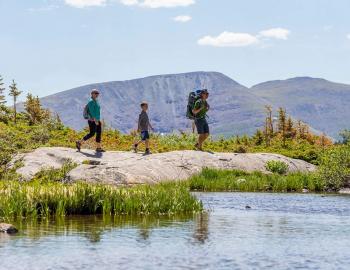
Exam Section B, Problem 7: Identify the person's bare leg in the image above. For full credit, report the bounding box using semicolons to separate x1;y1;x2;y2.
134;139;142;146
198;134;205;149
96;142;101;149
145;139;150;149
192;122;196;134
133;139;142;152
198;133;210;149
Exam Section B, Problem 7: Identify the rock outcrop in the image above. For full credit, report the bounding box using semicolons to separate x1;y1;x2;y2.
0;223;18;234
13;147;316;186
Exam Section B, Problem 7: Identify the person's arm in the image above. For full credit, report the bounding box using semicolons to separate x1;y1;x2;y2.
137;115;141;132
192;101;204;115
146;114;154;131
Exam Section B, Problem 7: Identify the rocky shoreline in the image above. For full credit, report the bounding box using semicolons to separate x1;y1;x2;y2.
14;147;316;186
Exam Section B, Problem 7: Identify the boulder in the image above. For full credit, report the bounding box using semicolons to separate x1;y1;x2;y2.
14;147;316;186
0;223;18;234
339;188;350;195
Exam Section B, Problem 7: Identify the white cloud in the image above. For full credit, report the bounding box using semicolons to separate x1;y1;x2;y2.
120;0;195;8
120;0;138;5
198;27;291;48
173;15;192;22
198;31;259;47
347;34;350;40
64;0;106;8
259;28;290;40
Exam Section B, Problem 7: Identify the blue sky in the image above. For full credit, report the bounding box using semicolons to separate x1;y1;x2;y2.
1;0;350;101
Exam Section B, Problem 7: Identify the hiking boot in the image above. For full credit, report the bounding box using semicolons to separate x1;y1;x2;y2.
194;143;203;151
96;148;106;153
76;141;81;152
144;149;152;155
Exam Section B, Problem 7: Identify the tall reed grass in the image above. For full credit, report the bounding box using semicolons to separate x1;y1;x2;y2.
0;180;202;218
188;168;325;192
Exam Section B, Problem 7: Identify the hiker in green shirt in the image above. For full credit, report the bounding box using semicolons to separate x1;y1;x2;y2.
76;89;105;152
192;89;210;151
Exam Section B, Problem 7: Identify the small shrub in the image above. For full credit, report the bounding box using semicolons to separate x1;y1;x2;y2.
32;160;77;183
234;145;247;153
265;160;289;175
318;144;350;191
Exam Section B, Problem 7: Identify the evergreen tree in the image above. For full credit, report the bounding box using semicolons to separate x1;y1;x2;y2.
9;80;22;123
286;116;295;138
25;93;38;124
339;129;350;144
253;130;264;145
0;75;6;105
277;107;287;146
264;105;274;146
25;93;50;125
318;133;329;149
296;120;311;141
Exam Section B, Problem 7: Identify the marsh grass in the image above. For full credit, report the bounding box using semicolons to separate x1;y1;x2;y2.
0;166;328;219
0;180;202;218
188;168;325;192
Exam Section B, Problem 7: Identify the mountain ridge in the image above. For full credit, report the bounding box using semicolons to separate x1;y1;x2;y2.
250;76;350;138
23;71;350;138
35;71;266;136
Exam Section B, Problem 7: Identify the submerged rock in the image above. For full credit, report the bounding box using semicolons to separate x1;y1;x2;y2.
14;147;317;186
0;223;18;234
339;188;350;195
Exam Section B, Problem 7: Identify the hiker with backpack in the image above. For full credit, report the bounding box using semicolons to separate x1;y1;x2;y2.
189;89;210;151
76;89;105;153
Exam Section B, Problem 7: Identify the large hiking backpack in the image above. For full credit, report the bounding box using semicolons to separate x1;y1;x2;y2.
186;89;202;120
83;104;90;120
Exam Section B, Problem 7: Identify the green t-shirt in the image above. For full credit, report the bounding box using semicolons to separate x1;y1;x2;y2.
87;99;101;121
193;99;209;119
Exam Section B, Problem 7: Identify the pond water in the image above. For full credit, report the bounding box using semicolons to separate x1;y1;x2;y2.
1;193;350;270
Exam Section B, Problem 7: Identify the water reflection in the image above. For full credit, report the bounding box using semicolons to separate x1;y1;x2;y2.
2;213;206;244
2;193;350;270
193;212;209;244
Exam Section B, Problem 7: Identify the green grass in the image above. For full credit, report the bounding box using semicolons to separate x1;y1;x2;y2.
0;180;202;218
0;164;328;220
187;168;325;193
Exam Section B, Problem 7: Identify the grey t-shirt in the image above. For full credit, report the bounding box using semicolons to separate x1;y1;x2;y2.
138;111;150;131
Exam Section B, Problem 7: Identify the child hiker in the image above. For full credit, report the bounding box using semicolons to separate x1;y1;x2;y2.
133;101;154;155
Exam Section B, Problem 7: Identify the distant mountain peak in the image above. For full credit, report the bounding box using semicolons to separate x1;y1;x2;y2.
35;71;264;136
286;76;328;83
251;76;337;89
23;71;349;139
